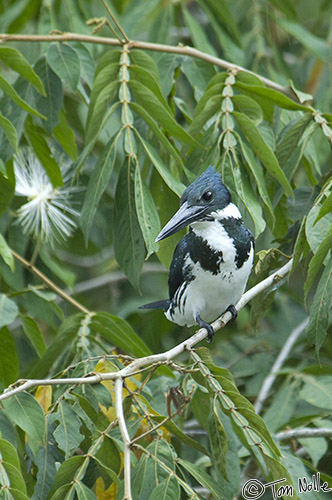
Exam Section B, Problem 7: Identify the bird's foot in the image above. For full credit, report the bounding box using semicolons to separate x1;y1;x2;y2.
195;314;214;343
226;304;237;321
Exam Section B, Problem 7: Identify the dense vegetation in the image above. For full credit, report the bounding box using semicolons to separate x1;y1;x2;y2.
0;0;331;499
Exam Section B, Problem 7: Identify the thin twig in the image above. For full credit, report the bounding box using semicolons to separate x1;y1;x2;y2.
101;0;129;43
115;377;132;500
0;257;294;403
0;33;300;101
10;249;91;314
276;427;332;441
254;316;309;414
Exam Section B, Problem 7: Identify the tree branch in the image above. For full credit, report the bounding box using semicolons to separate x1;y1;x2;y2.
254;316;309;414
115;377;132;500
0;257;293;403
276;427;332;441
0;32;299;101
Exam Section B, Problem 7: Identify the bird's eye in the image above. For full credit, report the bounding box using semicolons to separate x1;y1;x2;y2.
202;190;213;202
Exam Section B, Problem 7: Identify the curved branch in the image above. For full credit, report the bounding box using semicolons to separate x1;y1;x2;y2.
0;257;293;402
0;32;298;101
115;378;132;500
276;427;332;441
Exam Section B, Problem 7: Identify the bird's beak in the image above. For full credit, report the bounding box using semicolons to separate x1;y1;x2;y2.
155;201;206;242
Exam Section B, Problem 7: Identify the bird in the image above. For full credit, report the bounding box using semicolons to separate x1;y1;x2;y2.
140;166;254;342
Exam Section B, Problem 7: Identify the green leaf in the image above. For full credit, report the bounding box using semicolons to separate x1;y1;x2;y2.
299;374;332;410
0;234;14;271
0;46;45;95
113;162;145;290
181;55;216;94
0;73;45;119
31;422;57;500
305;224;332;297
292;216;308;270
298;437;327;468
232;95;263;125
20;315;46;358
208;398;228;479
279;18;331;61
0;439;27;495
130;65;169;112
135;132;185;197
232;165;266;236
306;205;332;254
233;111;293;197
239;139;274;225
90;311;151;358
75;482;98;500
203;0;241;42
46;456;86;500
315;191;332;223
33;56;63;133
178;459;225;499
276;113;313;167
189;94;222;138
80;133;119;243
86;81;120;144
130;50;161;83
235;80;309;111
0;327;18;386
151;416;207;455
263;379;301;432
129;80;199;147
182;6;217;56
130;102;184;170
0;294;18;328
134;165;160;258
306;256;332;359
53;401;84;458
28;313;86;379
147;476;180;500
47;43;80;91
0;159;15;214
53;110;78;161
2;392;45;456
95;435;121;481
71;42;95;88
24;116;63;188
0;111;18;151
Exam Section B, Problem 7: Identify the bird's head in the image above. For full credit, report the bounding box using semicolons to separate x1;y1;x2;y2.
156;166;231;242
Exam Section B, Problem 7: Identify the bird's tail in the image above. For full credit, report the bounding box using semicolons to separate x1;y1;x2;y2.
139;299;170;311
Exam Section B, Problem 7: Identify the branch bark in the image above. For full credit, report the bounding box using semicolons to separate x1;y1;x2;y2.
0;257;293;403
0;32;299;101
276;427;332;440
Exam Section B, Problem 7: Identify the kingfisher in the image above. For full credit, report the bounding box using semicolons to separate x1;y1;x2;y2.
140;166;254;342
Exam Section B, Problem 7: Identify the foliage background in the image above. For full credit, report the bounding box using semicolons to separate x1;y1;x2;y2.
0;0;331;499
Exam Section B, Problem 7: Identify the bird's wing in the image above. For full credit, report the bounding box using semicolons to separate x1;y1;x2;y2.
168;234;191;300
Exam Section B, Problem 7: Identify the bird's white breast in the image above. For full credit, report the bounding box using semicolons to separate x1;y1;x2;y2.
166;212;254;327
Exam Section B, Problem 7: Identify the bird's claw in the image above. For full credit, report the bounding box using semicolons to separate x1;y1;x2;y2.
226;304;237;321
195;314;215;342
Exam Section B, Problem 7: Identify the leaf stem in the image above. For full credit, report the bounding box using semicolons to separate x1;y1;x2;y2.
10;248;91;314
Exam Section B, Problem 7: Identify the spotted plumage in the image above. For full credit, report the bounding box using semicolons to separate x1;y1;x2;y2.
140;166;254;341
